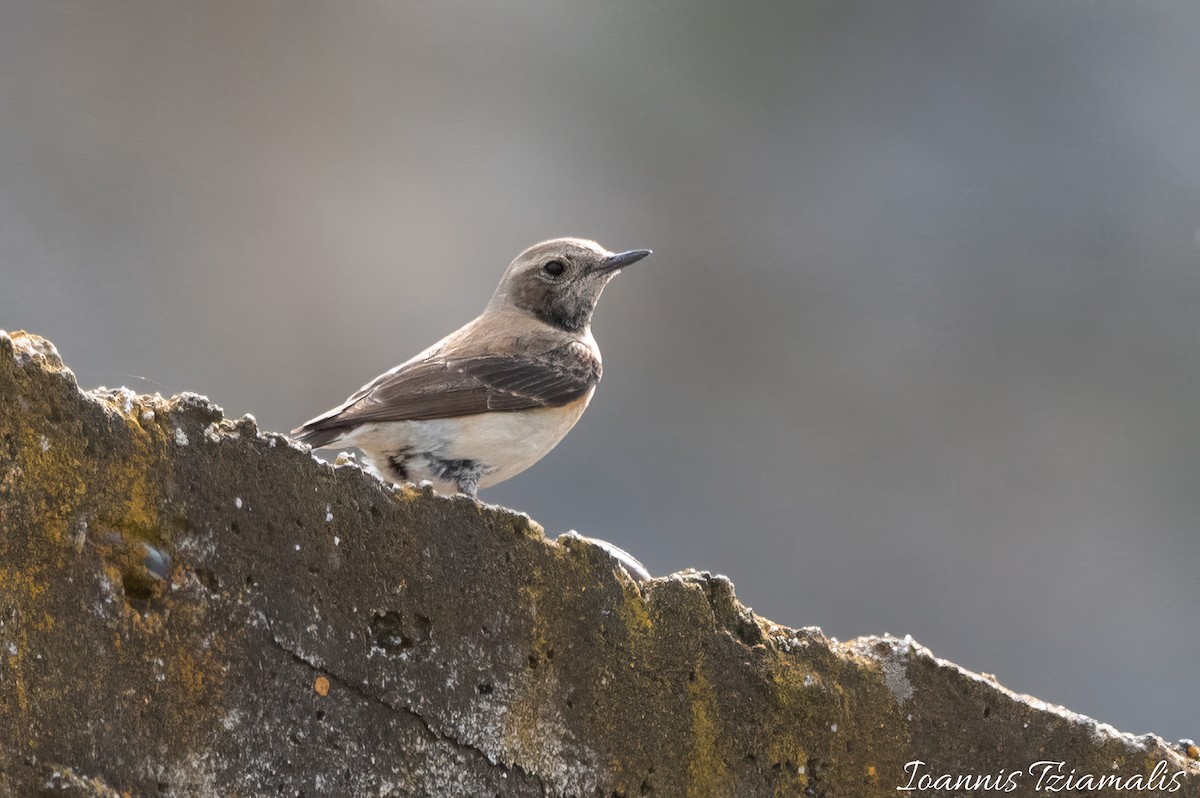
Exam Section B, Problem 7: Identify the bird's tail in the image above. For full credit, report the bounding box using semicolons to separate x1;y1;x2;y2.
290;412;352;450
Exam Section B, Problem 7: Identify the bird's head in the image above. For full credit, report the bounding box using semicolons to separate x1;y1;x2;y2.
487;238;652;332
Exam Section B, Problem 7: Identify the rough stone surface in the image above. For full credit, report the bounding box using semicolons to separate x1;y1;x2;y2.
0;329;1196;797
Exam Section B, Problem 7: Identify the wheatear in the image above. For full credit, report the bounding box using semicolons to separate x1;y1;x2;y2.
292;238;652;497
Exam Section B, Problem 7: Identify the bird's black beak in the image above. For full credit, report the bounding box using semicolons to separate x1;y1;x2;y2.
596;249;652;273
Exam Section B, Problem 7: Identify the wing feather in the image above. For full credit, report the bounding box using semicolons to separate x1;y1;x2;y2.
291;343;601;446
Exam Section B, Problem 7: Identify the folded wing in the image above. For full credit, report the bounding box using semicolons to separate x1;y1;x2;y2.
292;344;601;448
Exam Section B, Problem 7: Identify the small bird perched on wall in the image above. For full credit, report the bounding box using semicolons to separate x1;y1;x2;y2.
292;238;652;497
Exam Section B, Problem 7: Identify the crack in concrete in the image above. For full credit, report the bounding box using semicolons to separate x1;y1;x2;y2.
261;625;550;795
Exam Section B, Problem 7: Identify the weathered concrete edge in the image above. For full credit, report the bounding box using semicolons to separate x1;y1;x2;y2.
2;327;1197;796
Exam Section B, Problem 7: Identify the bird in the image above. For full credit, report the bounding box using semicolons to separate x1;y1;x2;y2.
292;238;652;498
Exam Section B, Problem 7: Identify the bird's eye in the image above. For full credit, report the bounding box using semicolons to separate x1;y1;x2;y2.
543;260;566;277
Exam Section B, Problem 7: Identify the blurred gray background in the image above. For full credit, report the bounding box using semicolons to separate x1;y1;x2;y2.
2;0;1197;742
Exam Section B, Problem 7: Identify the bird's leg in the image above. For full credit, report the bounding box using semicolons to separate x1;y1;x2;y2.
456;474;480;499
429;456;484;499
454;464;484;498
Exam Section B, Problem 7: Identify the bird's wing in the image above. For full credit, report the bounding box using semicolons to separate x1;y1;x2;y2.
292;343;601;445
